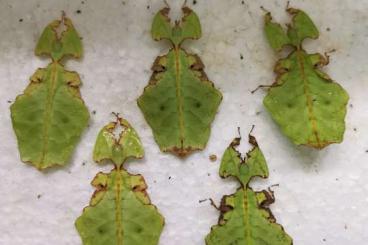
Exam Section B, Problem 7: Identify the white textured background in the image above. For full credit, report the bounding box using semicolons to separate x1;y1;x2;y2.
1;0;368;244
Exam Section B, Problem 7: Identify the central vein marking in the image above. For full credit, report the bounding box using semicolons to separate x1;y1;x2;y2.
40;62;58;166
242;190;251;244
174;48;185;149
296;49;321;147
115;168;123;245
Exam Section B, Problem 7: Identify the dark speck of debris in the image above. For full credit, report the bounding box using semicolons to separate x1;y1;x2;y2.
241;1;245;4
365;149;368;153
207;173;210;176
256;111;261;116
349;103;353;108
76;9;82;14
335;178;339;181
326;27;330;31
193;0;197;5
353;128;357;132
122;1;126;5
323;238;326;242
19;18;23;22
240;54;244;60
168;176;171;180
199;198;207;203
209;154;217;162
37;194;42;199
82;161;86;166
147;5;150;9
81;1;85;4
92;110;96;115
7;100;12;103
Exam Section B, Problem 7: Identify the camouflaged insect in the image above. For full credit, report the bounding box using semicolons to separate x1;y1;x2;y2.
206;132;292;245
137;6;222;157
75;116;164;245
262;8;349;149
10;14;89;169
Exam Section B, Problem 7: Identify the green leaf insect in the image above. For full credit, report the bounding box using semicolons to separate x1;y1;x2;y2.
206;132;292;245
75;116;164;245
262;8;349;149
137;6;222;157
10;13;89;170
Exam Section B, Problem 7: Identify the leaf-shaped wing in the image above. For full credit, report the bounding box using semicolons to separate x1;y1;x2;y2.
205;188;292;245
93;117;144;165
10;64;89;169
75;169;164;245
138;49;222;156
206;133;292;245
263;9;348;148
220;135;268;187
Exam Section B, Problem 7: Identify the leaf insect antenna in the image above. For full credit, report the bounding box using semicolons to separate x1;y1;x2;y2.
163;0;169;8
182;0;188;8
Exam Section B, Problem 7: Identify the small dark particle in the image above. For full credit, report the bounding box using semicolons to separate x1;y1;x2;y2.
81;1;85;4
209;154;217;162
153;180;157;183
256;111;261;116
240;54;244;60
199;198;207;203
147;5;150;9
335;178;339;181
193;0;197;5
7;100;12;103
76;9;82;14
207;173;210;176
37;194;42;199
322;238;326;242
365;149;368;153
349;104;353;108
241;1;245;4
353;128;357;132
168;176;171;180
19;18;23;22
326;27;330;31
82;161;86;166
92;110;96;115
